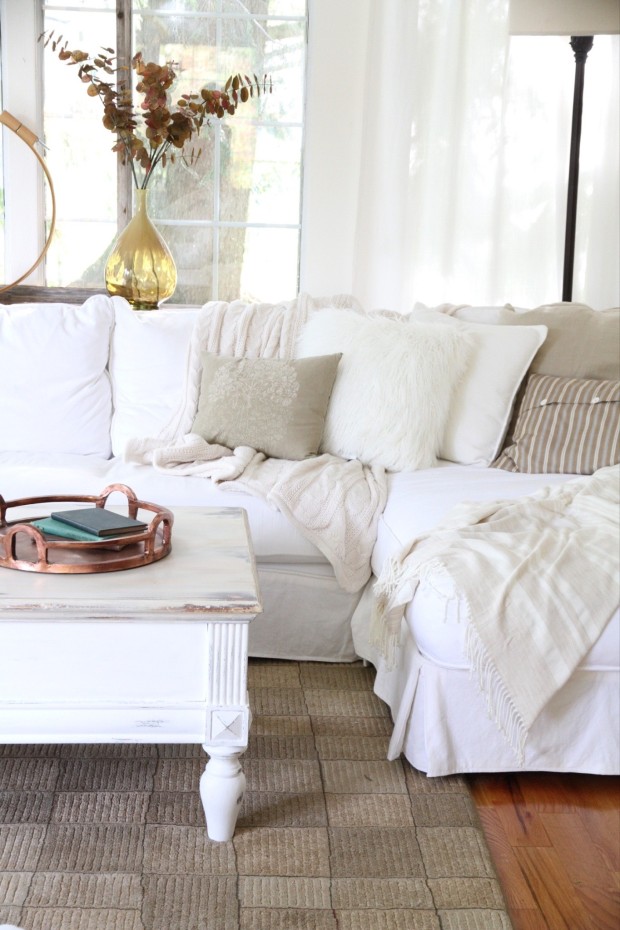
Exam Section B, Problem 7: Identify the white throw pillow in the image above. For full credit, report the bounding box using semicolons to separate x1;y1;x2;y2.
409;308;548;465
109;299;198;455
297;308;472;471
0;296;114;458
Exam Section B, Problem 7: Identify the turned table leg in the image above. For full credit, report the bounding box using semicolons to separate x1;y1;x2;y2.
200;745;246;841
202;619;252;841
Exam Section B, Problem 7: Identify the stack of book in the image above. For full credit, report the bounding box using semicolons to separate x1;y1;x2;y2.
32;508;147;543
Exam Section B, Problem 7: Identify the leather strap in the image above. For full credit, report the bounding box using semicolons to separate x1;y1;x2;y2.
0;110;57;293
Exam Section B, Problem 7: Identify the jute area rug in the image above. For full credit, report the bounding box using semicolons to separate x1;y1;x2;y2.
0;660;513;930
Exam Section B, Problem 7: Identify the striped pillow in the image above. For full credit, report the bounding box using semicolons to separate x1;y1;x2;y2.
493;373;619;474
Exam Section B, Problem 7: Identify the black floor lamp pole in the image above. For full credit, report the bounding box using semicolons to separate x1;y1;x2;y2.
562;35;594;302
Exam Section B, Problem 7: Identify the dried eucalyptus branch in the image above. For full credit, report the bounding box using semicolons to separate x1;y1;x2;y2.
41;31;272;189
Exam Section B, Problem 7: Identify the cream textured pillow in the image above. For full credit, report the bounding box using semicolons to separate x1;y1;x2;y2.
493;373;620;474
296;309;472;471
192;353;341;459
409;308;548;465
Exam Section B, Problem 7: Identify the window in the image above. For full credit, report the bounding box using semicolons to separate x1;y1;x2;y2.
1;0;307;303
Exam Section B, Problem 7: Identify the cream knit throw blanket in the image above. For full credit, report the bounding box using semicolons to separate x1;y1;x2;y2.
125;294;387;593
373;465;620;762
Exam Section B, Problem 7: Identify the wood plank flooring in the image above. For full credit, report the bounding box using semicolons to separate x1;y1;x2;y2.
468;772;620;930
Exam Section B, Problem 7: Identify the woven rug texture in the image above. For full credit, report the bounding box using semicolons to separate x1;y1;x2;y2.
0;660;513;930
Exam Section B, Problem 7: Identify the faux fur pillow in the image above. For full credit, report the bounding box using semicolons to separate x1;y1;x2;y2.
296;309;472;471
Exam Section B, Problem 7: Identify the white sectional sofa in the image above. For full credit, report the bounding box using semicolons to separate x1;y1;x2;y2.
1;293;618;776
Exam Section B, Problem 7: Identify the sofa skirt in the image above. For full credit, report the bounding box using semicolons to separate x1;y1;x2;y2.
353;581;620;776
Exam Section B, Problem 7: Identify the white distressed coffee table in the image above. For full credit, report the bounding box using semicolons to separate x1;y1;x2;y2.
0;506;261;841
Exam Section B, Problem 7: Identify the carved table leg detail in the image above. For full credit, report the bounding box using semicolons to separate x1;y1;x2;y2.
200;746;246;842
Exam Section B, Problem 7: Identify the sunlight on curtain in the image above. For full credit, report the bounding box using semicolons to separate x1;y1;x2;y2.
351;0;619;312
498;34;619;310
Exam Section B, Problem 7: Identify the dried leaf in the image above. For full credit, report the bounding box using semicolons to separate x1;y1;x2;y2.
40;31;273;187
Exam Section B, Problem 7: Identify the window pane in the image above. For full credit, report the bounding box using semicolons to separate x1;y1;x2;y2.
222;1;297;13
133;3;305;301
147;131;217;223
135;1;306;17
220;123;302;225
234;225;300;302
42;7;117;287
45;220;117;287
54;0;116;7
160;224;214;306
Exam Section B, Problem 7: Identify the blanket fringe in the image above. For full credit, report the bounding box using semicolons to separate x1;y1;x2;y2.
465;621;528;766
370;557;404;667
371;557;449;668
373;553;528;763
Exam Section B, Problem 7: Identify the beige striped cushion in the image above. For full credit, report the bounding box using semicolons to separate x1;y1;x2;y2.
493;373;619;474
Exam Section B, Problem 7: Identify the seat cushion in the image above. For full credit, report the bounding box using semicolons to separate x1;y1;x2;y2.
0;453;327;565
372;462;574;573
102;457;326;563
373;462;620;673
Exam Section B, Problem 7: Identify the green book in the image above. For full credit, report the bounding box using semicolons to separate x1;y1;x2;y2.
31;518;133;552
32;517;120;543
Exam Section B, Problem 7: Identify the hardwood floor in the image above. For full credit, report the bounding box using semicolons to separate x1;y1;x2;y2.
468;772;620;930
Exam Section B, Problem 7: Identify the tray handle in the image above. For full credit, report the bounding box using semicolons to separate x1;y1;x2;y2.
3;523;49;570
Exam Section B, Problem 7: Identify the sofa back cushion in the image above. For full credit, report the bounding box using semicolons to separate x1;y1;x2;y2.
109;300;198;456
434;302;620;466
0;296;114;458
409;308;548;466
436;302;620;381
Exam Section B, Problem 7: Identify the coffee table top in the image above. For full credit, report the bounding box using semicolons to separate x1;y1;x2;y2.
0;507;261;622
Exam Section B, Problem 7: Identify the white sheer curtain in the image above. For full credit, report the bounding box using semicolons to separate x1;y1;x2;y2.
303;0;619;311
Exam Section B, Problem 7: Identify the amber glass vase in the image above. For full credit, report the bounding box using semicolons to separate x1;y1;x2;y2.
104;189;177;309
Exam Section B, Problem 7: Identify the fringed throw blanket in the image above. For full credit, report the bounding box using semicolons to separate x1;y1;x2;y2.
125;294;387;594
373;465;620;762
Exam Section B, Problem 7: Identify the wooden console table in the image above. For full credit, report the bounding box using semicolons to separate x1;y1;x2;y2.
0;506;261;842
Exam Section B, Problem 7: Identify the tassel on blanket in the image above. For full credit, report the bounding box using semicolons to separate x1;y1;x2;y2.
465;622;528;765
370;556;408;666
373;551;528;763
371;557;450;668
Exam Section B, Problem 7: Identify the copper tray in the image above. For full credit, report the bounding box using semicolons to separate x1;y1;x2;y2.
0;484;173;574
